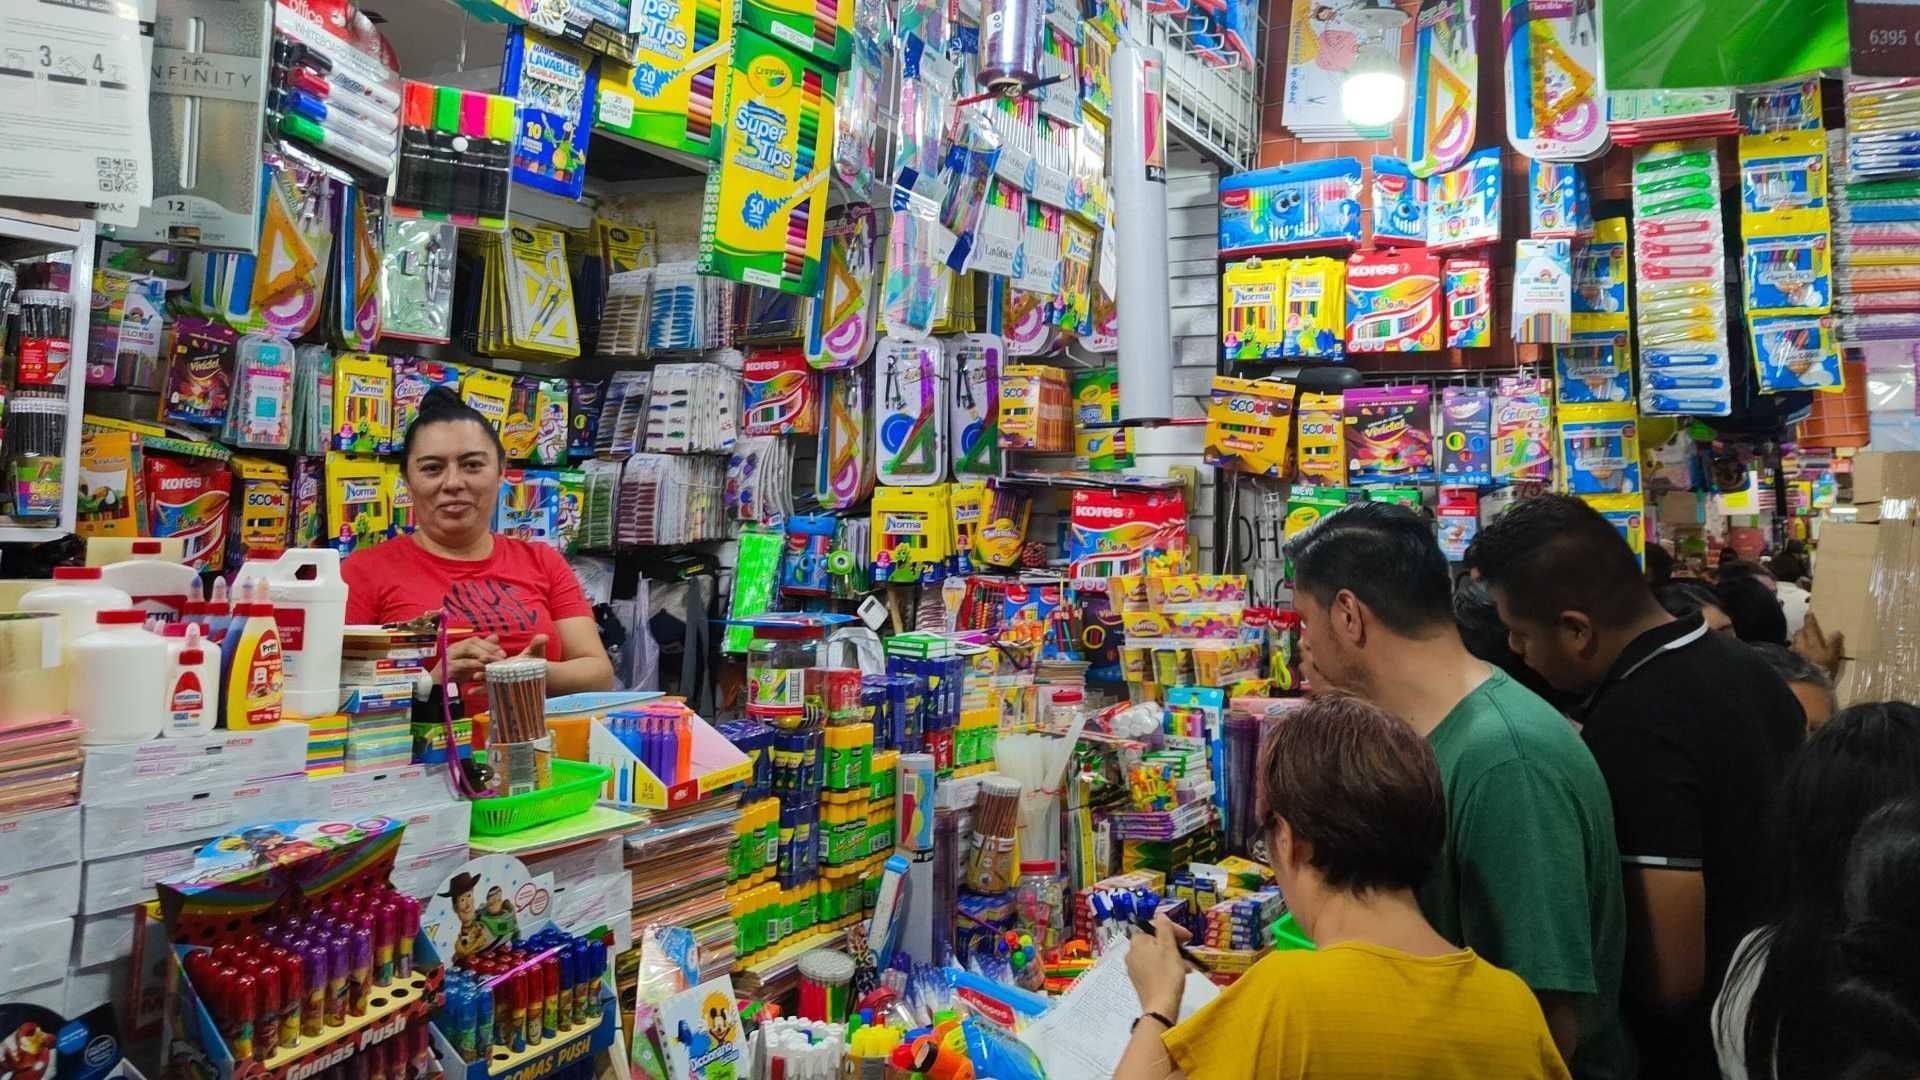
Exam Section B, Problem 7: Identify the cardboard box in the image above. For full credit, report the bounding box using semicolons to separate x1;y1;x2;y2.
83;776;308;860
392;799;472;862
0;861;80;923
76;907;138;967
64;960;123;1018
0;915;73;993
81;843;199;914
1811;520;1885;663
11;978;67;1013
304;764;459;820
79;723;309;801
0;805;82;876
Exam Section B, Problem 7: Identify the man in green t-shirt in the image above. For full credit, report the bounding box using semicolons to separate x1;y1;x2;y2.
1282;503;1631;1080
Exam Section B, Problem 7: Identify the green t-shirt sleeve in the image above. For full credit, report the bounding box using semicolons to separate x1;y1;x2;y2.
1452;758;1601;996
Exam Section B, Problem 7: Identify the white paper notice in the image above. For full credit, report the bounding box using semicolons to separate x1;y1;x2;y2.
0;0;153;207
1018;935;1222;1080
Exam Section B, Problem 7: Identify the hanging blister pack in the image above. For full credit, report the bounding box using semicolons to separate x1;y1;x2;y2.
875;336;947;486
949;333;1004;478
225;333;296;450
1407;0;1478;177
806;206;881;369
329;185;384;350
1740;128;1843;396
1370;157;1428;247
1558;403;1641;495
883;188;957;340
817;369;876;509
381;219;455;344
1633;142;1731;416
1502;0;1608;161
1427;147;1501;251
1750;315;1844;393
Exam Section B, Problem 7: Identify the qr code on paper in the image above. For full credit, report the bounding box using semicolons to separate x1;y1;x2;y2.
95;156;139;193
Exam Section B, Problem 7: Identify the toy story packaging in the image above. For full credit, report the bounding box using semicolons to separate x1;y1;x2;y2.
698;28;840;297
1217;158;1364;256
421;853;553;964
1204;376;1297;478
502;30;600;200
1344;385;1434;484
1344;249;1443;353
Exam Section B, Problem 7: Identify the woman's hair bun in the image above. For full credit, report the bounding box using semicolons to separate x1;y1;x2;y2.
401;383;504;464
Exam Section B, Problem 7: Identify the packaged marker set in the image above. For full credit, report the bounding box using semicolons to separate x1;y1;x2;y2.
390;82;519;229
501;30;600;200
594;0;733;159
1428;148;1502;251
266;0;403;182
1218;158;1365;256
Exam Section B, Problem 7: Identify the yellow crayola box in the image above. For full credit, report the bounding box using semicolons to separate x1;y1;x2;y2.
325;452;390;555
697;28;839;297
596;0;734;158
461;367;513;435
332;353;393;454
229;455;290;561
1203;376;1295;478
1295;391;1346;484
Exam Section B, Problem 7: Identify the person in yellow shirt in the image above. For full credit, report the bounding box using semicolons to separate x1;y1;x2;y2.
1114;693;1572;1080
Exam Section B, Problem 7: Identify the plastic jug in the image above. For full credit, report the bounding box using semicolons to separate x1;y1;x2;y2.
70;609;167;744
19;567;134;646
232;548;346;718
101;553;201;619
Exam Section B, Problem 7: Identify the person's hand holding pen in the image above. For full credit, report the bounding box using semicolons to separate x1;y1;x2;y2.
1126;912;1196;1019
444;633;508;686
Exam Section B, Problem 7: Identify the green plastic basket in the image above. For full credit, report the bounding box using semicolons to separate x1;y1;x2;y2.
467;757;611;836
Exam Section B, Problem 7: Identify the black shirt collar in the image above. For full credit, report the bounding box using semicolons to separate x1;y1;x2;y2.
1579;614;1710;716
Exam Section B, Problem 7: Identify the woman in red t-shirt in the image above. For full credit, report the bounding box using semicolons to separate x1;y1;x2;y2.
344;387;614;709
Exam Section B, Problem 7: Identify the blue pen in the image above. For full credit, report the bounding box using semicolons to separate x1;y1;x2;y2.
278;87;396;155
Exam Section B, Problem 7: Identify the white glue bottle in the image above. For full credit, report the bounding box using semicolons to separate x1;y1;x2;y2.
164;623;219;737
70;609;167;745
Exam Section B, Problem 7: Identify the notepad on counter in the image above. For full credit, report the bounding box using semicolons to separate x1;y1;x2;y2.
1018;934;1221;1080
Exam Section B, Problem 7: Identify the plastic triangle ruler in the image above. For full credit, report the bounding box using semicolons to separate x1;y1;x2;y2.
1408;0;1478;177
1502;0;1608;161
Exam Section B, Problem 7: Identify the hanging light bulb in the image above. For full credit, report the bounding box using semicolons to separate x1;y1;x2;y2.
1341;41;1407;128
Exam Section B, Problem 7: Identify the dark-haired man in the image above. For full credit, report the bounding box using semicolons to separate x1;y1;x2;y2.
1466;495;1805;1080
1283;503;1628;1079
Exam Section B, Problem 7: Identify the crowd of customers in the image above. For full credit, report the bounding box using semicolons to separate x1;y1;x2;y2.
1118;494;1913;1080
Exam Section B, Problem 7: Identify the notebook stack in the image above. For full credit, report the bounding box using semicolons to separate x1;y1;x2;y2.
0;718;83;814
338;627;436;773
306;713;349;775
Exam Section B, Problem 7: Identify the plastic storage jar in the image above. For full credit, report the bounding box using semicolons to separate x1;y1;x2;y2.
70;609;168;744
20;566;133;646
746;623;823;729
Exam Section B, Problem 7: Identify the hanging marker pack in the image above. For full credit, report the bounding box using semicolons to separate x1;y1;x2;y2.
501;29;599;199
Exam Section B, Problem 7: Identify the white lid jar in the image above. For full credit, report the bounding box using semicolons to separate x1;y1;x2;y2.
70;609;168;745
20;566;134;646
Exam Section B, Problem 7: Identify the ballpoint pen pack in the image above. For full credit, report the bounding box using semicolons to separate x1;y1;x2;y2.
698;27;840;297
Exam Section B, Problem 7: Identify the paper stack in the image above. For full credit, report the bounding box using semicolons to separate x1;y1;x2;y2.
0;718;82;815
336;627;435;773
621;799;740;996
306;713;349;775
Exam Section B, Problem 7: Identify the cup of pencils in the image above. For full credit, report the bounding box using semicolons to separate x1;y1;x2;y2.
966;775;1022;893
484;658;551;797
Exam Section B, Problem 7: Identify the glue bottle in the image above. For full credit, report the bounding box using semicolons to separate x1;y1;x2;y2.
223;582;284;730
165;623;219;737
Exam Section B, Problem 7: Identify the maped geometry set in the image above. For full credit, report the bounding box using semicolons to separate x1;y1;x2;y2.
698;28;840;296
595;0;732;159
1407;0;1477;177
1502;0;1608;161
1217;158;1364;256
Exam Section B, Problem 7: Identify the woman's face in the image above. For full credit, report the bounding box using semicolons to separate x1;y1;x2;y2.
406;419;502;545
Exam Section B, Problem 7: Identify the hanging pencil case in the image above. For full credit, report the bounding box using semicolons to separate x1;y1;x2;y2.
875;336;947;486
949;334;1004;479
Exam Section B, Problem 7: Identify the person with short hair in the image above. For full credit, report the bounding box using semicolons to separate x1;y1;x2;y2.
1115;694;1571;1080
1275;503;1628;1078
1465;495;1805;1080
1715;576;1790;646
1749;643;1836;733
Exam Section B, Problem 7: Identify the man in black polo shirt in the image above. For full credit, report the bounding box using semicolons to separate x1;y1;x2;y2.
1465;496;1805;1080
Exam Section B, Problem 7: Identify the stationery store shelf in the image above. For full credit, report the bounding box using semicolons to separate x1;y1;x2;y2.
0;207;93;542
733;927;848;993
589;129;713;184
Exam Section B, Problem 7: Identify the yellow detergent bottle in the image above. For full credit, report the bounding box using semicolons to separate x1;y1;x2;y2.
224;581;285;729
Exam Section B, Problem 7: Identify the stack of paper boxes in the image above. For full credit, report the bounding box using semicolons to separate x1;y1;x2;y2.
336;627;439;772
67;724;311;1034
0;805;82;1010
305;762;472;903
